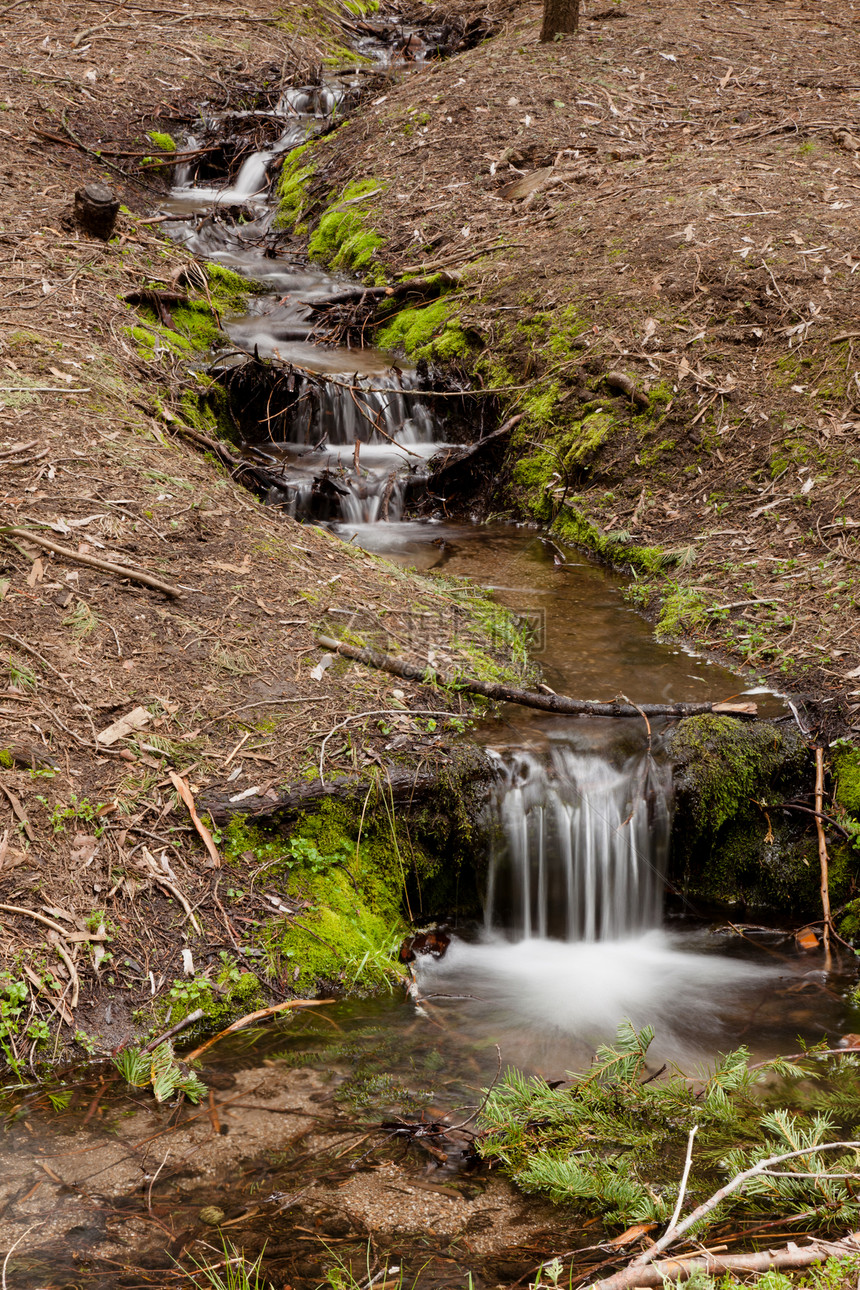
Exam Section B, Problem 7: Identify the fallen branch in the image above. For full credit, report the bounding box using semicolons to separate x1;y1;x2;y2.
815;746;833;967
183;999;336;1063
590;1240;859;1288
55;942;80;1011
592;1142;860;1290
428;414;525;489
315;636;758;721
142;1007;205;1054
199;761;485;825
302;270;461;310
0;904;107;941
1;527;184;598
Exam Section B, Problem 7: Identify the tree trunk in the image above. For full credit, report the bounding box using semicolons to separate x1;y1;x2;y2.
541;0;580;41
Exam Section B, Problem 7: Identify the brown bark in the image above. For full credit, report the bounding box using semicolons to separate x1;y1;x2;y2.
315;635;759;721
73;182;120;240
541;0;580;42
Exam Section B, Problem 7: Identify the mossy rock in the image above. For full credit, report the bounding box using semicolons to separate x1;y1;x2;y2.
307;179;386;280
832;741;860;818
376;299;470;362
667;716;827;915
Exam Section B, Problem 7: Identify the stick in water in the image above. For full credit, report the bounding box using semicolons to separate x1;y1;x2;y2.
814;746;833;969
315;636;758;722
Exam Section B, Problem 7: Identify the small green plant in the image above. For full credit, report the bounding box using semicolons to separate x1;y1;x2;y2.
0;972;30;1073
480;1022;860;1233
74;1028;97;1055
182;1239;267;1290
283;836;348;874
7;653;37;692
42;795;106;835
112;1040;207;1103
62;599;99;638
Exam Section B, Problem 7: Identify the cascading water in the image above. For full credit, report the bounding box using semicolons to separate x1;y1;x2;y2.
158;30;805;1071
412;735;782;1069
484;746;673;943
160;31;458;527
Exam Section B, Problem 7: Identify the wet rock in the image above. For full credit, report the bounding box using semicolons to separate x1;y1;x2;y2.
667;716;826;915
399;927;450;963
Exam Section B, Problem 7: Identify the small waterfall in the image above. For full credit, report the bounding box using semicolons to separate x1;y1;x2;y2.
484;745;673;943
239;368;450;523
163;64;460;527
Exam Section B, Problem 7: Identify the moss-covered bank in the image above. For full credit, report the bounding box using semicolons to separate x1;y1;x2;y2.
665;716;851;917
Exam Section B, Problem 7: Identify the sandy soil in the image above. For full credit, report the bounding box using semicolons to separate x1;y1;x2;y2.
0;1053;566;1288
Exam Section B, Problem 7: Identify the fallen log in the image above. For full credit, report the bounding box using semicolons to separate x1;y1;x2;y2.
200;764;468;825
2;527;184;598
315;635;758;720
302;270;461;312
587;1243;850;1288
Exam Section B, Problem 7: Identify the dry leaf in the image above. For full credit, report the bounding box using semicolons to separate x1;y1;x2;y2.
97;705;151;747
169;771;220;868
27;558;44;587
607;1222;657;1247
500;167;554;200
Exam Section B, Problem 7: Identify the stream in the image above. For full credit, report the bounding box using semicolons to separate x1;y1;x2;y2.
3;29;859;1290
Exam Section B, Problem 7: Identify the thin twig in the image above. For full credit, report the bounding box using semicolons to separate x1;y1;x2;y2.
1;528;185;598
667;1125;698;1234
815;747;833;969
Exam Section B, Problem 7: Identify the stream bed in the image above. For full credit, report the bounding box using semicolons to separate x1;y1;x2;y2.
3;30;859;1290
2;524;857;1287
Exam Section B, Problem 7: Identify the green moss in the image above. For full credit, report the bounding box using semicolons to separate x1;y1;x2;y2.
154;956;265;1034
274;140;318;231
832;741;860;817
562;411;616;467
376;299;470;362
308;179;386;279
839;897;860;940
656;584;711;637
225;801;413;993
126;283;234;359
170;303;222;349
522;382;562;429
0;749;12;769
671;717;807;836
126;321;193;358
148;131;176;152
179;377;237;444
768;432;823;479
668;717;824;913
203;263;256;311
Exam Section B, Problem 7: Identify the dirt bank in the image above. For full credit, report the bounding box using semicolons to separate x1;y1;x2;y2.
279;0;860;736
0;0;530;1066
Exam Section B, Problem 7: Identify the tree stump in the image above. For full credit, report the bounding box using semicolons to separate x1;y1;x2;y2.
74;182;120;240
541;0;580;41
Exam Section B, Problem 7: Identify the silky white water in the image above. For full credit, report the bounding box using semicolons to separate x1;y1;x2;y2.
415;740;784;1068
484;746;671;942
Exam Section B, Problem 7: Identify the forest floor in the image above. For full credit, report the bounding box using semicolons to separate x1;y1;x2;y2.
300;0;860;736
0;0;859;1284
0;0;526;1062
